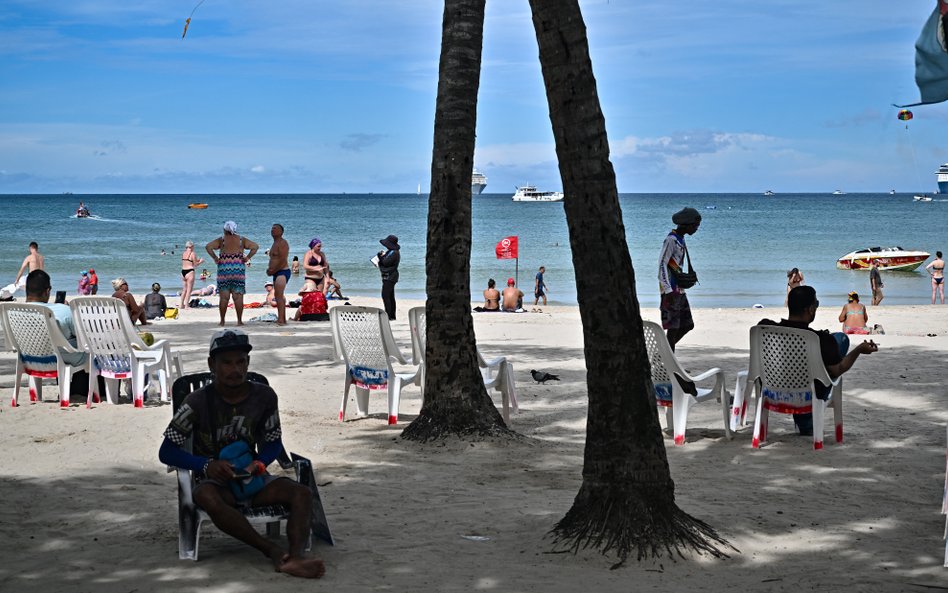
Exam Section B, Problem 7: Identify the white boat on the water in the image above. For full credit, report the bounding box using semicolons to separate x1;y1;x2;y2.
832;190;846;195
472;169;487;195
938;163;948;194
889;189;896;195
913;194;933;202
836;246;930;271
763;190;775;196
512;185;564;202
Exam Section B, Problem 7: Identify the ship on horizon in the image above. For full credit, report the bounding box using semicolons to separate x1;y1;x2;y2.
472;169;487;195
937;163;948;194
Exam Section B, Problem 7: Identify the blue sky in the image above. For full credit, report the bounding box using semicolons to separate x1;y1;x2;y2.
0;0;945;194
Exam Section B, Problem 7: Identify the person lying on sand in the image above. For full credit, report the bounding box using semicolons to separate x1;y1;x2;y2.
158;330;325;579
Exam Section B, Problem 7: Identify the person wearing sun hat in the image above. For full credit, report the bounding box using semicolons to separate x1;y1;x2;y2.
77;270;91;295
376;234;400;320
158;329;326;579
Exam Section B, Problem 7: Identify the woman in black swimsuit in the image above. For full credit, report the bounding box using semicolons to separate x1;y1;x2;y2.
927;251;945;304
303;237;329;294
180;240;204;309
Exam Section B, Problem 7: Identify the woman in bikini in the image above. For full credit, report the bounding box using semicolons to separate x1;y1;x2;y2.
206;221;259;326
838;291;869;334
482;278;500;311
926;251;945;304
179;240;204;309
302;237;329;294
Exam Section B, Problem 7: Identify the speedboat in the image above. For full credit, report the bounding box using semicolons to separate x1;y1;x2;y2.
889;189;896;195
832;190;846;195
512;185;564;202
913;194;933;202
188;203;209;209
836;246;930;271
763;190;775;196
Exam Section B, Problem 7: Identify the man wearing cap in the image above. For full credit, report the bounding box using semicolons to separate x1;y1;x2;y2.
377;235;400;320
88;268;98;294
501;277;524;312
658;207;701;350
159;330;325;578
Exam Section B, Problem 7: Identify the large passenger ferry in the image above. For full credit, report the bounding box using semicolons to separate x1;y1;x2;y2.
937;163;948;193
472;169;487;195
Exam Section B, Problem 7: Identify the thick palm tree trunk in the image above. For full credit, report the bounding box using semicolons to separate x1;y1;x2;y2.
402;0;509;441
528;0;730;562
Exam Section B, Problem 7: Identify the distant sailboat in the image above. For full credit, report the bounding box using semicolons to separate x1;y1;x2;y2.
417;183;421;195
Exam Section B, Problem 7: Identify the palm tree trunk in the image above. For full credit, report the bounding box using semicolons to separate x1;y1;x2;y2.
528;0;731;562
402;0;510;441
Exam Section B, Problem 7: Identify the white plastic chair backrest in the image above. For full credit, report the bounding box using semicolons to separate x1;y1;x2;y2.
407;306;426;365
0;303;70;374
641;320;683;404
329;306;390;372
69;296;137;373
748;325;833;408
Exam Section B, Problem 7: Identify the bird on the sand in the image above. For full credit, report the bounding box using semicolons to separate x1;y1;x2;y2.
531;369;560;384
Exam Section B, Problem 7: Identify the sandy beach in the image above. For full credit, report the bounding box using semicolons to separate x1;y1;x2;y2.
1;295;946;592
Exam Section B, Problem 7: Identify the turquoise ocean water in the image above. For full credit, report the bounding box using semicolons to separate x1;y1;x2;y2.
1;193;945;308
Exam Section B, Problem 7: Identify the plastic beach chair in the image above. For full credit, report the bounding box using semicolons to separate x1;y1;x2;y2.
69;296;179;407
0;302;86;407
329;305;421;425
170;372;333;560
641;320;732;445
741;324;843;450
407;305;518;423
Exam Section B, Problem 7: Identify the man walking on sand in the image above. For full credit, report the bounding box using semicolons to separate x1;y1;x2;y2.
13;241;45;290
159;330;325;579
870;260;884;306
534;266;548;306
266;224;290;325
658;207;701;350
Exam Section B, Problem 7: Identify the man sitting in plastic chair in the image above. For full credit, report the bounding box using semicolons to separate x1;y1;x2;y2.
158;329;325;579
757;286;879;436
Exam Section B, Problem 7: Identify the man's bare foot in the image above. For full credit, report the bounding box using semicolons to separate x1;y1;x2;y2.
236;321;244;326
218;322;225;326
279;556;325;578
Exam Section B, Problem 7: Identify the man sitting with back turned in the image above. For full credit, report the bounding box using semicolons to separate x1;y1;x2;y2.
158;329;325;578
25;270;87;367
758;286;878;435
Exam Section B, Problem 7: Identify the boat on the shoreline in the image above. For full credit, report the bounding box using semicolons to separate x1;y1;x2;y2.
188;203;209;209
836;246;930;271
512;185;564;202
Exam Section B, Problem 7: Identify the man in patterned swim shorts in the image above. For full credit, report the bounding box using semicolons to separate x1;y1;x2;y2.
159;330;325;578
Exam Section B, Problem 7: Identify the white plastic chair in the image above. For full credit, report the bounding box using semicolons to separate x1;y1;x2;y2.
741;324;843;450
407;306;518;423
69;296;179;407
641;320;731;445
0;303;86;407
329;305;421;425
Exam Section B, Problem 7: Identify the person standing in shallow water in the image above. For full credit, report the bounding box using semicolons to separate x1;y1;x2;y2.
658;207;701;351
377;235;400;320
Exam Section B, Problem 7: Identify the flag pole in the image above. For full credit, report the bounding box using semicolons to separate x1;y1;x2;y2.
516;257;519;288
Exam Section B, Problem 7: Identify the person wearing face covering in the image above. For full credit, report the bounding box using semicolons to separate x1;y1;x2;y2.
377;235;400;321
